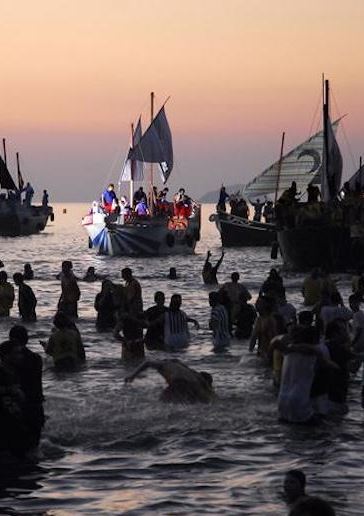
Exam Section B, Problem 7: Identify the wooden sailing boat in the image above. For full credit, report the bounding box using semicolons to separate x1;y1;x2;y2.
211;119;341;247
0;139;53;237
277;79;364;271
82;94;201;256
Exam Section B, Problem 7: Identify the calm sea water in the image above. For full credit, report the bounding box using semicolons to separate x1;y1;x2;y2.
0;203;363;515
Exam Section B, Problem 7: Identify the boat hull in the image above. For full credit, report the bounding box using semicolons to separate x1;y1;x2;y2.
0;205;53;237
277;223;364;271
82;210;201;257
211;212;276;247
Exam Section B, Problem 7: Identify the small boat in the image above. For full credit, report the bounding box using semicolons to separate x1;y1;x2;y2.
0;140;54;237
82;94;201;256
211;119;341;247
210;211;276;246
277;79;364;271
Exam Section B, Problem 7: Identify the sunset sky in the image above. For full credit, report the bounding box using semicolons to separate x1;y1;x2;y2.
1;0;364;201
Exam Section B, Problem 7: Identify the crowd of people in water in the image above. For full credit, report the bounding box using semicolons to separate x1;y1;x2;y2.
216;179;364;228
96;183;195;221
2;257;364;512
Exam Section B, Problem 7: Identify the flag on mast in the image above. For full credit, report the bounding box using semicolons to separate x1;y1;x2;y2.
121;118;144;181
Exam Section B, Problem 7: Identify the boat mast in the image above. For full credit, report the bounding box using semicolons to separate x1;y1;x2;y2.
130;122;134;205
274;131;285;203
150;91;154;214
16;152;20;190
323;79;330;200
2;138;7;167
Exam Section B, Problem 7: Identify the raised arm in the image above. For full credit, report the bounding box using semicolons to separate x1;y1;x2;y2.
124;360;161;383
203;251;211;269
215;250;225;269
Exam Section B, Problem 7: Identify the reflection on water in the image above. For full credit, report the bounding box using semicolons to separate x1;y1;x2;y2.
0;203;363;515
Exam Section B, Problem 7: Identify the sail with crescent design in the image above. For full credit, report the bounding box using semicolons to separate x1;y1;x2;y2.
243;120;340;200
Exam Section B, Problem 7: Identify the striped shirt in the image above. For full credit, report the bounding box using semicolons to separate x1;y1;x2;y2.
210;304;230;350
164;309;190;350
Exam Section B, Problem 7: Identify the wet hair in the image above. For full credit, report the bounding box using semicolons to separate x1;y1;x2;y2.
231;272;239;282
24;263;32;270
154;291;165;304
62;260;73;272
288;496;336;516
13;272;24;284
298;310;314;326
286;469;306;489
0;270;8;281
121;267;132;279
87;267;95;273
169;267;177;279
53;311;73;329
9;325;28;345
102;279;113;291
170;294;182;310
200;371;213;386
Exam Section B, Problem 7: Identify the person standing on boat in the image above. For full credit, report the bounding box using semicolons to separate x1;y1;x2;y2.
102;183;118;214
135;198;150;218
251;198;264;222
202;250;224;285
42;190;49;207
13;273;37;323
133;186;147;207
262;201;274;223
0;271;15;317
174;188;192;218
217;186;229;212
22;182;34;206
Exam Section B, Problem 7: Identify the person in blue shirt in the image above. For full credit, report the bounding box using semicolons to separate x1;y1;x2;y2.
102;184;118;213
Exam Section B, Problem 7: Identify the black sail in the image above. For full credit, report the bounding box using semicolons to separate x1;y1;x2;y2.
0;156;17;190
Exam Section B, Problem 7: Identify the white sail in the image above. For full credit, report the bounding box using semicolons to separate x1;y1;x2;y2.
128;106;173;183
121;118;144;182
243;120;340;200
321;115;343;202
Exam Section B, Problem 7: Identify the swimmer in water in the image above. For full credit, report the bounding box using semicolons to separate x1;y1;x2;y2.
125;359;214;403
202;250;224;285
